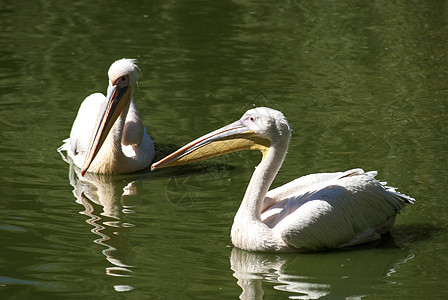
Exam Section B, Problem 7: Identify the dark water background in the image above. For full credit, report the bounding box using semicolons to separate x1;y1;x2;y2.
1;1;447;299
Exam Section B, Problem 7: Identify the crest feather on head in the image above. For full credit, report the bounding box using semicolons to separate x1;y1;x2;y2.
108;58;139;85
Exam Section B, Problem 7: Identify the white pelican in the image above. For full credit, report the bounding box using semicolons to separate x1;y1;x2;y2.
151;107;415;252
58;59;155;175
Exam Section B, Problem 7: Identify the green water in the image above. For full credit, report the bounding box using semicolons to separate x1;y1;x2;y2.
1;1;447;299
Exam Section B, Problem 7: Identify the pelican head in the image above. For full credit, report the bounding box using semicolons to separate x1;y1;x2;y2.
81;59;139;176
151;107;292;170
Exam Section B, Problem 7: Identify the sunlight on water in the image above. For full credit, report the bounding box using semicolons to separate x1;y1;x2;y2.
0;0;447;299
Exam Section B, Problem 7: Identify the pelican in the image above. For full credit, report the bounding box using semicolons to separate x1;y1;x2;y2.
58;59;155;175
151;107;415;252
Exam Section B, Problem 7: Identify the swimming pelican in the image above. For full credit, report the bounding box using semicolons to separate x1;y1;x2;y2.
151;107;414;252
58;59;155;175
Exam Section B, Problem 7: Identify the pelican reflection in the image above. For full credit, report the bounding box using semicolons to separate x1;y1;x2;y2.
66;162;146;284
230;243;414;300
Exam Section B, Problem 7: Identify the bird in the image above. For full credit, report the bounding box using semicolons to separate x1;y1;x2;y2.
151;107;415;252
58;59;155;176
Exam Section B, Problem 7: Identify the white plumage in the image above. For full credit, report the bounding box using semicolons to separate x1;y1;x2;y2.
151;107;414;252
58;59;155;175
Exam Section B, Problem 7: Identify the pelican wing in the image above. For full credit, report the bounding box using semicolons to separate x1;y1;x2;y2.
264;169;412;251
70;93;106;157
263;169;364;211
56;93;107;168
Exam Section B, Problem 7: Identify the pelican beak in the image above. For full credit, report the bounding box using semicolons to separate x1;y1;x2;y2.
80;83;131;176
151;120;270;171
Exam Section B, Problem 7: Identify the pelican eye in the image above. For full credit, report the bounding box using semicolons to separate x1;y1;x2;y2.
243;114;258;124
116;75;130;87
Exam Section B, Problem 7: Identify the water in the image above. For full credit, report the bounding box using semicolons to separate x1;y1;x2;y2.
1;0;447;299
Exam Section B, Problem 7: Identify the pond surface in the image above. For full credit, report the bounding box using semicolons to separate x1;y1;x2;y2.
1;0;447;299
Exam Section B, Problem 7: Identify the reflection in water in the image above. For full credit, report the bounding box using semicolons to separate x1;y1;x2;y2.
66;162;146;291
231;243;414;300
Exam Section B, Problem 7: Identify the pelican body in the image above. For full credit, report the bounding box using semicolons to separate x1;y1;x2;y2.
58;59;155;175
151;107;414;252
